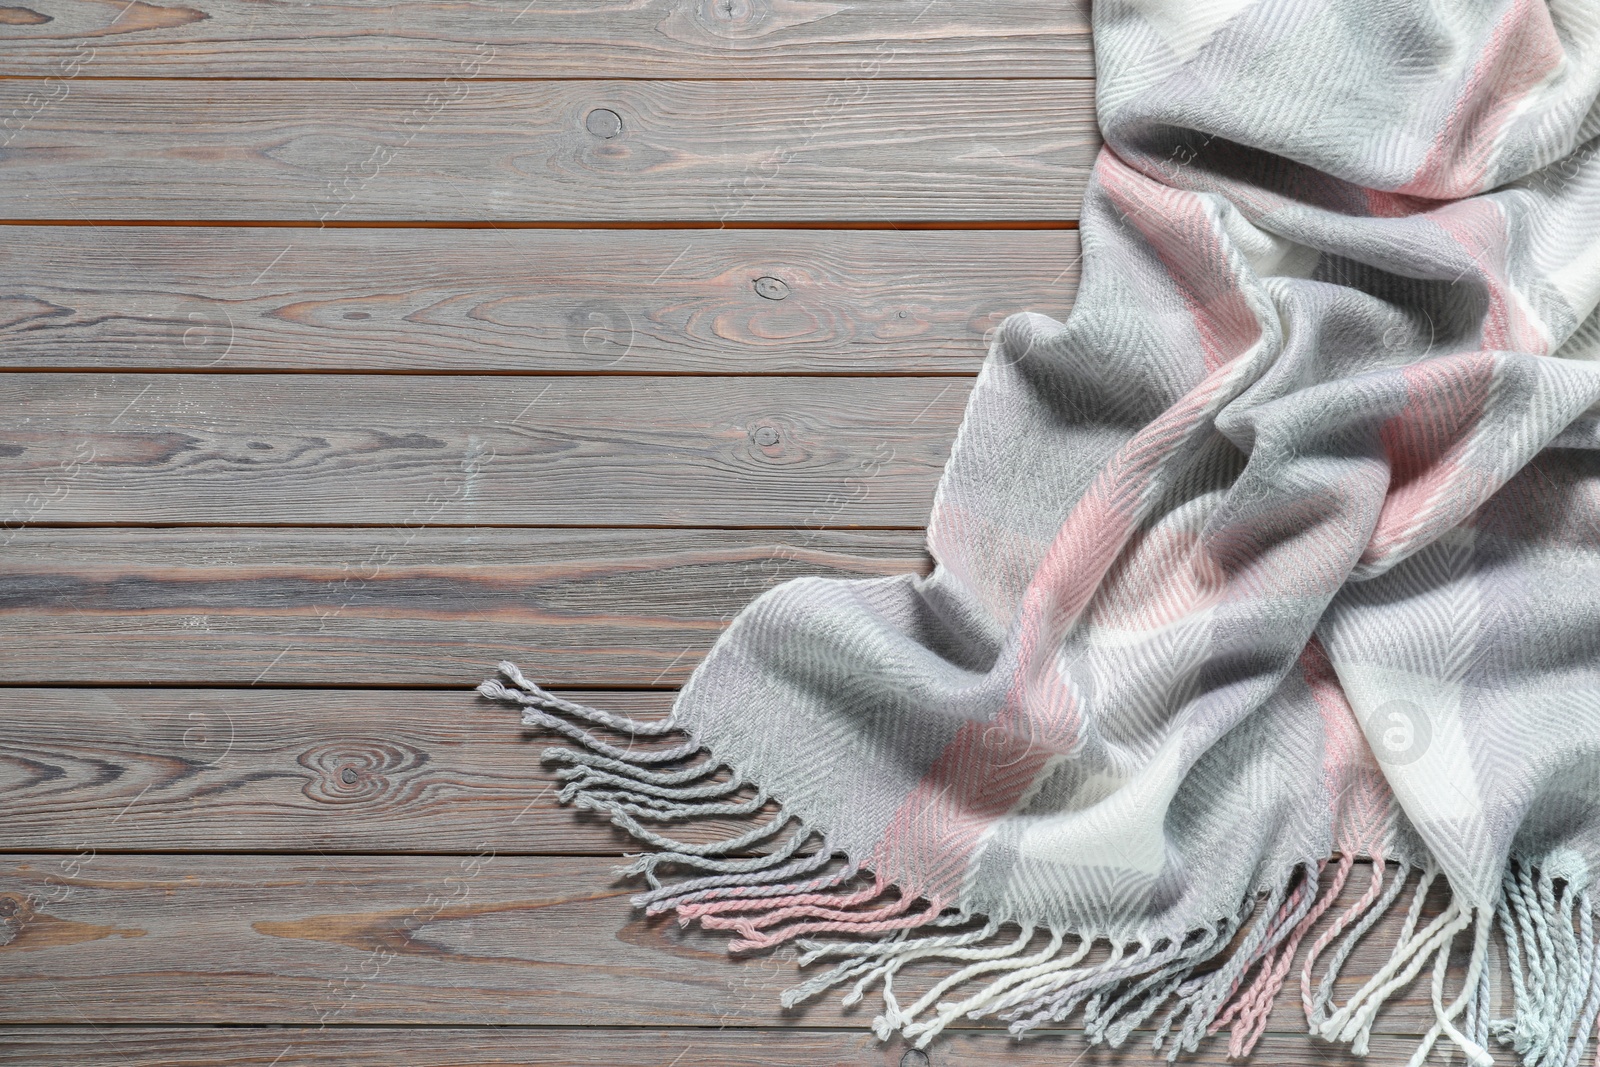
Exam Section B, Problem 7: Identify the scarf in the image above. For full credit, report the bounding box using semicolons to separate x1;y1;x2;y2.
479;1;1600;1061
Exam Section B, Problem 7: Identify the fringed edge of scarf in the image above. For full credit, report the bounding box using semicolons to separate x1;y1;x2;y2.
480;662;1600;1066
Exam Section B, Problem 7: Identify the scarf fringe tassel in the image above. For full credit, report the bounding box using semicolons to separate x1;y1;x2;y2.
480;663;1600;1065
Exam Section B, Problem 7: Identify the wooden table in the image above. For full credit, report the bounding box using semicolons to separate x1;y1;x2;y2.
0;3;1472;1063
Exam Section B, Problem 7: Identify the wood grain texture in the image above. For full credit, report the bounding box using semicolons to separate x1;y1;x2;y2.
0;527;929;685
0;79;1096;222
0;1026;1447;1066
0;226;1078;373
0;688;729;853
0;854;1493;1035
0;373;968;525
0;0;1093;79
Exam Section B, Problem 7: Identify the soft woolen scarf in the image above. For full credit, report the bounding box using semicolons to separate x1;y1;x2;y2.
478;1;1600;1062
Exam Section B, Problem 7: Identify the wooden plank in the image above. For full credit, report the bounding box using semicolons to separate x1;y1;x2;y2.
0;1026;1442;1066
0;80;1096;222
0;374;967;526
0;528;930;685
0;0;1093;79
0;226;1079;373
0;688;725;854
0;853;1486;1033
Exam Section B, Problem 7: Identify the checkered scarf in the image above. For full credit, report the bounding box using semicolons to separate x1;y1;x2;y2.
481;1;1600;1061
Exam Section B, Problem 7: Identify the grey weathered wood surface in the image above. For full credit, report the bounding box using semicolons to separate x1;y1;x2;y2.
0;854;1491;1035
0;226;1079;373
0;374;968;526
0;79;1097;221
0;0;1093;79
0;528;929;684
0;1027;1431;1066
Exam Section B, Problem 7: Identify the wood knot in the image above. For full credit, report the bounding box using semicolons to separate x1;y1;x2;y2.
299;740;427;804
691;0;763;35
900;1051;930;1067
585;108;623;139
753;276;789;301
751;424;780;448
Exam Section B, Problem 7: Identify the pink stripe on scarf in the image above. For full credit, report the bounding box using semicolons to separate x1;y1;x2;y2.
1361;353;1497;567
1100;152;1262;374
1396;0;1563;199
871;354;1261;904
1430;198;1550;355
1300;637;1391;856
871;156;1276;905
